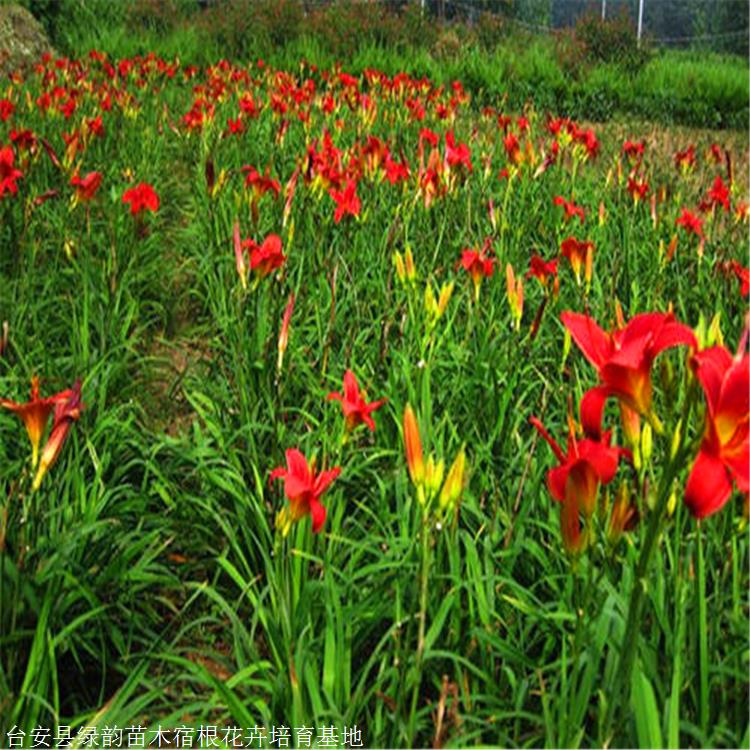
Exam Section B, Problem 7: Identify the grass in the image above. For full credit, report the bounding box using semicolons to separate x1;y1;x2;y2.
0;36;748;750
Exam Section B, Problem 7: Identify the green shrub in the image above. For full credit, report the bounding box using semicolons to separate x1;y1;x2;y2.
556;9;652;79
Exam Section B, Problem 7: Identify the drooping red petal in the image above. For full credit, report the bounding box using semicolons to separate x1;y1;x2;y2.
313;467;341;498
530;416;566;463
649;319;696;357
577;439;620;484
310;499;327;533
692;346;733;417
618;313;670;345
580;385;610;440
547;465;568;502
269;466;286;484
684;449;734;519
561;311;611;369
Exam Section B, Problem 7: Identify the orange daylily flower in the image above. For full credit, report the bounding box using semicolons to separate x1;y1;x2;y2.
32;381;83;491
0;376;73;468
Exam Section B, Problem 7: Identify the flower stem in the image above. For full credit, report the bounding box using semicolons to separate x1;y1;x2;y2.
407;511;431;746
696;521;709;735
614;460;675;705
608;386;696;741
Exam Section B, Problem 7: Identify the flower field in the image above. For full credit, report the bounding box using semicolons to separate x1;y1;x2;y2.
0;48;748;748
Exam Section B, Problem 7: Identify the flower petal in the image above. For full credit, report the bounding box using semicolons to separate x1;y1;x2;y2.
313;467;341;498
561;311;611;369
684;449;734;519
310;498;327;533
692;346;733;417
580;385;610;439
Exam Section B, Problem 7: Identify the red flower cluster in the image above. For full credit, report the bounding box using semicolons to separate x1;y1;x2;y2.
71;171;103;202
0;145;23;198
122;182;159;215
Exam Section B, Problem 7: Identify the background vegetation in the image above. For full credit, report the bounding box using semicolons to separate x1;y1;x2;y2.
13;0;750;130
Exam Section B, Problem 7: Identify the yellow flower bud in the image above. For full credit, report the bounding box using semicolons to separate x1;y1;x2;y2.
640;423;653;466
437;281;454;318
404;245;416;282
707;312;723;347
425;454;445;499
393;251;406;283
439;448;466;511
424;284;438;319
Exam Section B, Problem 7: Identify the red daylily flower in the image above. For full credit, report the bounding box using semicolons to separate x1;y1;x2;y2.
329;178;361;223
562;311;697;436
674;145;696;172
70;171;102;202
32;381;83;491
0;376;73;468
461;240;495;300
225;116;245;136
242;165;280;199
86;115;105;139
327;370;386;432
554;196;585;223
530;415;621;554
622;140;645;161
0;145;23;198
419;128;439;148
560;237;594;284
10;129;36;153
245;234;286;278
122;182;159;215
572;126;599;160
270;449;341;534
685;344;749;519
504;132;521;164
383;154;409;185
445;130;472;173
676;208;703;238
526;255;559;294
723;261;750;297
627;176;649;203
704;175;730;212
0;98;15;122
